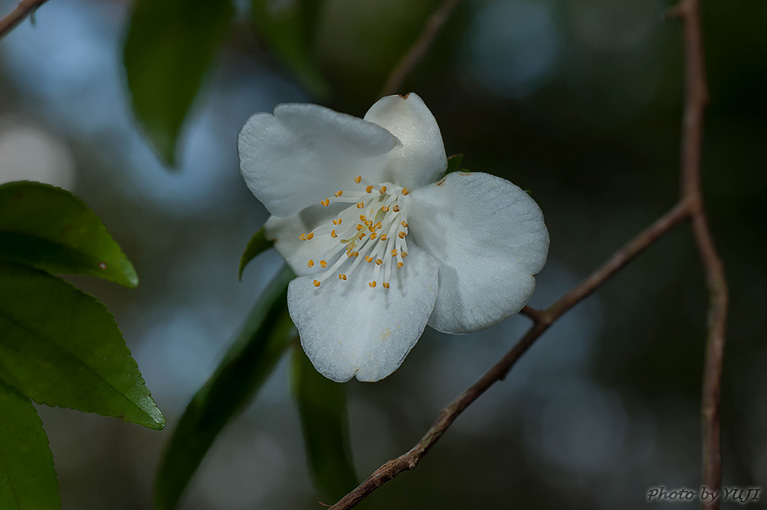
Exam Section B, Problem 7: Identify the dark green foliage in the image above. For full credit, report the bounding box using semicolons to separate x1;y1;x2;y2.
0;181;137;287
123;0;236;166
291;346;357;503
238;228;272;281
155;266;295;510
0;381;60;510
445;153;465;174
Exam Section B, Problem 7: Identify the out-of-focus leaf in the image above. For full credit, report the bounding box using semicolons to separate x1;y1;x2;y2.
0;263;164;430
251;0;329;98
123;0;235;167
155;265;295;510
290;346;357;503
238;228;272;281
445;153;464;175
0;181;138;288
0;381;60;510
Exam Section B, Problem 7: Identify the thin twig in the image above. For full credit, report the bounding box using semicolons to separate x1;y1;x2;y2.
675;0;728;506
379;0;461;97
0;0;48;40
329;203;691;510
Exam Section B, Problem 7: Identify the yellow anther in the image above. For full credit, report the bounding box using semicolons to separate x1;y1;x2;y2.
374;222;382;230
380;234;388;241
354;176;362;184
335;190;343;197
365;220;373;227
381;206;390;212
398;231;407;239
369;281;377;288
339;274;347;280
359;215;367;221
321;198;330;206
368;226;375;233
376;259;383;265
379;186;387;194
331;230;337;238
307;260;315;268
299;233;307;241
365;185;373;193
313;280;321;287
382;282;390;289
397;262;404;269
392;205;400;212
401;220;408;228
352;251;359;257
391;249;398;257
365;256;373;263
402;251;408;258
356;224;364;231
359;233;366;239
356;202;365;209
370;233;378;240
320;260;327;268
332;218;342;225
402;187;409;195
306;233;314;240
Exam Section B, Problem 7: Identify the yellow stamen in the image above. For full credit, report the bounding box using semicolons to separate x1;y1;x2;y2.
402;187;409;195
397;262;404;269
383;282;390;289
359;215;367;221
320;198;330;206
335;190;343;197
370;233;378;240
382;205;390;212
320;260;327;268
365;256;373;263
299;233;307;241
331;230;337;238
306;233;314;240
401;220;408;228
393;205;400;212
313;280;321;287
356;224;364;231
376;259;383;265
391;249;398;257
369;281;377;288
307;260;314;268
332;218;342;225
356;202;365;209
379;186;387;195
354;176;361;184
398;231;406;239
380;234;388;241
339;274;347;280
402;251;408;258
365;185;373;193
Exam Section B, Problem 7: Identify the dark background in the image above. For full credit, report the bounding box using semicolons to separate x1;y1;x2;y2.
0;0;764;508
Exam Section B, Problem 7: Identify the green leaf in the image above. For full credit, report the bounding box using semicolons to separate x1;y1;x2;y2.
0;381;60;510
238;228;273;281
290;346;357;503
155;265;295;510
0;263;164;430
123;0;235;167
445;153;464;174
251;0;329;98
0;181;138;288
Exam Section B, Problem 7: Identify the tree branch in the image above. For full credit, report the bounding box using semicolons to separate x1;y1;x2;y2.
0;0;48;40
380;0;461;97
674;1;728;506
329;0;724;508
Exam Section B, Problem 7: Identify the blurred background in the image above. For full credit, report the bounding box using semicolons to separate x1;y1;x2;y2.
0;0;764;508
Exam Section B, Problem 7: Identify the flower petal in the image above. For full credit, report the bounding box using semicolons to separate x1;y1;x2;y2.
239;103;399;217
287;246;439;382
364;93;447;189
408;172;549;334
264;205;341;276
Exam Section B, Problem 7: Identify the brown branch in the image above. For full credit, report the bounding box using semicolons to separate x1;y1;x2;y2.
0;0;48;40
675;0;728;507
329;202;691;510
379;0;461;97
329;1;724;508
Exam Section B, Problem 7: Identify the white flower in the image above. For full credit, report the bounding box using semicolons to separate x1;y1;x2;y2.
238;93;549;382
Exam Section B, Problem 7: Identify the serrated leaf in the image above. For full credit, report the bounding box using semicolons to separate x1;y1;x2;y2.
123;0;235;167
290;346;357;503
155;265;295;510
0;263;164;430
238;228;272;281
251;0;329;98
0;381;60;510
0;181;138;288
445;153;464;174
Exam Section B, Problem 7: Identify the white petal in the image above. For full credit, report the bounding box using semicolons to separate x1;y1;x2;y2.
239;103;398;217
287;246;439;382
408;172;549;334
364;93;447;189
264;205;340;277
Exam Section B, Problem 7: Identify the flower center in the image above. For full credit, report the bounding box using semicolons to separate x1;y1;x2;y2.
299;175;411;289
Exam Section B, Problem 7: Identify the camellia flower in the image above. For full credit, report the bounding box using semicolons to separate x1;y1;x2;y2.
238;93;549;382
